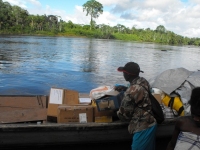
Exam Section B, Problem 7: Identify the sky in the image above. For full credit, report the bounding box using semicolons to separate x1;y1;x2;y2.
2;0;200;38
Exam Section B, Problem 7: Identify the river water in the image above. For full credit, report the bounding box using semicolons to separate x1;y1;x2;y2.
0;35;200;95
1;36;199;150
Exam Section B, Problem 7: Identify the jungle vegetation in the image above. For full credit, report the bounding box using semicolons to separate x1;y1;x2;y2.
0;0;200;46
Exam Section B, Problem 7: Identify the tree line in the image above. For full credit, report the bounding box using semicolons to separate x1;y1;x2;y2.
0;0;200;46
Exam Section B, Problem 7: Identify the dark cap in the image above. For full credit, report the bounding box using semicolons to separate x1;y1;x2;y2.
117;62;144;75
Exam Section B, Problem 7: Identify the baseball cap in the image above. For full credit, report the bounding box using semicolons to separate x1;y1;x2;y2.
117;62;144;75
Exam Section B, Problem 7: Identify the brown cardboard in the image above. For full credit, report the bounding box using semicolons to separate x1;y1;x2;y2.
47;103;59;117
0;108;47;123
97;99;115;110
47;88;79;118
47;87;63;118
95;95;120;111
63;89;79;105
91;100;115;117
93;106;114;117
0;96;48;111
0;95;48;123
95;91;122;111
152;94;162;104
57;105;93;123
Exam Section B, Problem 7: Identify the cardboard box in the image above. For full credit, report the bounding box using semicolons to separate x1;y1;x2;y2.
91;100;115;117
0;95;48;123
95;116;112;123
47;88;79;118
57;105;93;123
152;93;162;104
79;93;92;104
95;91;122;111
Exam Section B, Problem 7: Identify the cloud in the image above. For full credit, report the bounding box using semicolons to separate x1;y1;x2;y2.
97;0;200;37
96;11;119;26
190;0;200;4
184;28;200;38
29;0;41;7
3;0;28;8
98;0;129;6
65;6;89;24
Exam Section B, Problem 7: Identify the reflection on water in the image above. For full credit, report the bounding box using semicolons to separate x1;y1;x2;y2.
0;35;200;95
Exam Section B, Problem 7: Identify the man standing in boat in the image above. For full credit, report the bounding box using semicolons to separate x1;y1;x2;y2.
116;62;157;150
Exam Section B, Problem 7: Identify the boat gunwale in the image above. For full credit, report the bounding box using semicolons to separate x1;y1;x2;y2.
0;118;177;132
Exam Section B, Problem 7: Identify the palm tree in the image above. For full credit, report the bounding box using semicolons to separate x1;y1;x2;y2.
83;0;103;30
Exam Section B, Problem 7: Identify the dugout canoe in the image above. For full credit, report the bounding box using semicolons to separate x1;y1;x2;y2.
0;95;177;148
0;119;176;148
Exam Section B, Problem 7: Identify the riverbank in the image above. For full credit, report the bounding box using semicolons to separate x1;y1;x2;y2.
0;30;196;46
0;33;86;38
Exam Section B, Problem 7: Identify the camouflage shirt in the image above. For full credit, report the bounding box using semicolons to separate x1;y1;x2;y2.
117;77;156;134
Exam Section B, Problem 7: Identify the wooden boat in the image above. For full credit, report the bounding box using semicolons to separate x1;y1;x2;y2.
0;95;177;148
0;119;176;148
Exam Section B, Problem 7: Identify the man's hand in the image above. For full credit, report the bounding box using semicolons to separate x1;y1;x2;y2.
114;85;127;92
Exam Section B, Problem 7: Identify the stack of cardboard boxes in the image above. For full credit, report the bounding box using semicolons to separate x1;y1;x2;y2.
0;88;162;124
47;87;118;123
47;87;163;123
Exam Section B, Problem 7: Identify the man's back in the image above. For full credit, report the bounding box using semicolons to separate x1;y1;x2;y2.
118;76;156;134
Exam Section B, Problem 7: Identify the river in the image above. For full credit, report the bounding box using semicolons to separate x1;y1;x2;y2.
1;35;199;150
0;35;200;95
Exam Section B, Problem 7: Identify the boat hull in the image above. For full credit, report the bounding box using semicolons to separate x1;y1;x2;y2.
0;95;176;148
0;120;175;148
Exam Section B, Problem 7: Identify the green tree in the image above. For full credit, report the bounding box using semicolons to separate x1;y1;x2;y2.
155;25;166;33
0;0;13;30
83;0;103;30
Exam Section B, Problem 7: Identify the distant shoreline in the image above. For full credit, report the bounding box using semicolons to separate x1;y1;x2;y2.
0;33;199;47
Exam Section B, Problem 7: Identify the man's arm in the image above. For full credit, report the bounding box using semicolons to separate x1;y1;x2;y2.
114;85;127;92
117;92;134;122
166;119;181;150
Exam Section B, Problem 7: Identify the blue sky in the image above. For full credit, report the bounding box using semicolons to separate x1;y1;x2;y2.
3;0;200;38
34;0;88;14
27;0;111;15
